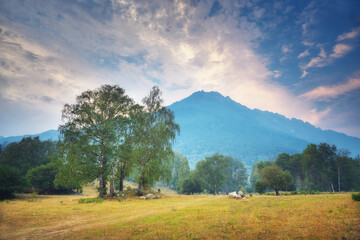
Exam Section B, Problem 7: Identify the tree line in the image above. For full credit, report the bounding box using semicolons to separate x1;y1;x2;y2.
169;153;248;195
251;143;360;194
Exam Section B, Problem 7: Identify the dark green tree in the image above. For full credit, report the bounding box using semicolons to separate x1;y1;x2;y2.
195;153;228;194
181;172;203;194
254;180;267;194
0;137;56;176
275;153;291;171
260;165;293;195
250;160;273;190
0;165;22;199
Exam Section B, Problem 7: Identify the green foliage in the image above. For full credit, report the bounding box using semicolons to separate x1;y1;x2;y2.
254;180;267;194
351;193;360;201
26;162;67;193
169;153;190;192
181;172;203;194
260;165;293;195
132;86;179;195
78;198;104;204
56;85;135;197
275;153;291;171
251;143;360;193
221;156;248;194
0;165;22;200
0;137;56;176
195;153;228;194
250;161;273;190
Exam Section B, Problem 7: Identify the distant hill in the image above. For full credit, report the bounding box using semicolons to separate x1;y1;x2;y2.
1;91;359;170
168;91;360;169
0;130;59;146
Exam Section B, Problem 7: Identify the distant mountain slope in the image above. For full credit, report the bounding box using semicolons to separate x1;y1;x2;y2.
1;91;359;170
0;130;59;146
168;91;360;169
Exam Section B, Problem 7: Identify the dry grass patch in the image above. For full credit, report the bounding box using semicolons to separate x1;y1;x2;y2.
1;192;359;239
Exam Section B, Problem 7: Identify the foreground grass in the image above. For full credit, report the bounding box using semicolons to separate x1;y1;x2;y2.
0;191;359;239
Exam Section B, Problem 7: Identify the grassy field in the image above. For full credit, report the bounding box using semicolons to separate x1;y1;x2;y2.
1;185;359;239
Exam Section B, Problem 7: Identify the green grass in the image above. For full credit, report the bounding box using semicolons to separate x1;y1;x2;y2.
0;186;359;239
78;198;104;204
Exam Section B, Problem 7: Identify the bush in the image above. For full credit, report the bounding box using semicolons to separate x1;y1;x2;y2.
0;165;23;200
352;193;360;201
254;180;267;194
290;191;298;195
78;198;104;204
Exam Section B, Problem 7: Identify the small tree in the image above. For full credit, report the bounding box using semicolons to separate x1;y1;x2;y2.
181;172;203;194
254;180;267;194
195;154;228;194
0;165;22;199
260;165;293;195
132;86;179;195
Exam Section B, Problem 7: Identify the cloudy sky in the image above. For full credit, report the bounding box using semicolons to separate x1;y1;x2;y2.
0;0;360;138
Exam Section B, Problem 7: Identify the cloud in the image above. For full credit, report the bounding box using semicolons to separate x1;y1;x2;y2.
0;0;341;136
329;43;352;59
273;70;281;78
298;49;309;58
305;48;327;68
337;27;360;41
282;45;290;53
304;44;352;69
300;70;308;79
300;78;360;101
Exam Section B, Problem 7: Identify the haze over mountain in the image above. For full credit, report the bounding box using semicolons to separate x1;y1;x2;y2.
168;91;360;169
1;91;359;169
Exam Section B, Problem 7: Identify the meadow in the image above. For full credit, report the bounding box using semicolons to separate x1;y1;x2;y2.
1;185;359;240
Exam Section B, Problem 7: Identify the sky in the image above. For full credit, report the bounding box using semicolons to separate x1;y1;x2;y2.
0;0;360;138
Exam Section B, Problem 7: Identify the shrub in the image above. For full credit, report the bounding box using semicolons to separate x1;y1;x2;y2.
352;193;360;201
290;191;298;195
78;198;104;204
254;180;267;194
0;165;23;200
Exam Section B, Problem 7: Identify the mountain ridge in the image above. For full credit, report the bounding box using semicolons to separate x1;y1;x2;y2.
1;91;359;169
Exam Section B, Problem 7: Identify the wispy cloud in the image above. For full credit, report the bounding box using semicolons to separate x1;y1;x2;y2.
301;78;360;100
298;49;310;58
337;27;360;41
304;43;352;70
282;46;291;53
329;43;352;59
300;70;308;79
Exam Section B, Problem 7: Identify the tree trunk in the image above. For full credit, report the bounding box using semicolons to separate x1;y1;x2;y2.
109;166;116;197
119;170;125;192
99;174;105;198
137;174;145;196
98;155;107;198
331;182;335;193
275;188;279;196
337;167;341;192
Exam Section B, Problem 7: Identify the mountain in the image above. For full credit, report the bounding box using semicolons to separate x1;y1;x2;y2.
168;91;360;169
0;130;59;146
1;91;359;170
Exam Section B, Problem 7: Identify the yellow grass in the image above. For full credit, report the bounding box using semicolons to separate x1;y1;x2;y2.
1;186;359;239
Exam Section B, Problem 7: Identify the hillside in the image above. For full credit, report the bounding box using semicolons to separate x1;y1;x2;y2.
0;130;59;146
169;91;360;169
